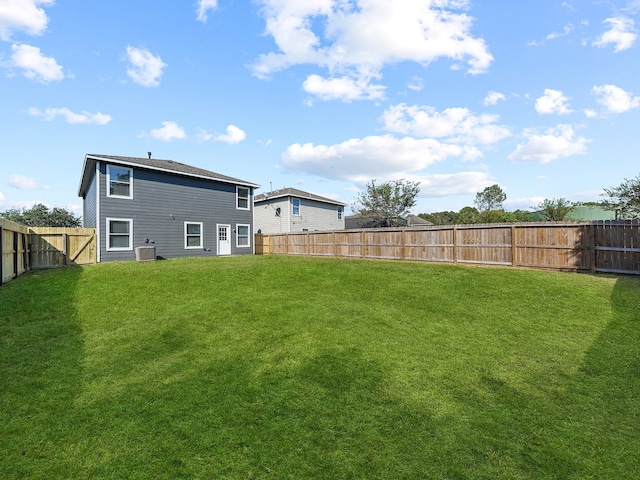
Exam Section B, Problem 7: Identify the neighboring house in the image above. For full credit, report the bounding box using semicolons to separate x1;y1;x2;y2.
406;215;433;226
78;153;259;262
254;188;346;234
345;214;432;229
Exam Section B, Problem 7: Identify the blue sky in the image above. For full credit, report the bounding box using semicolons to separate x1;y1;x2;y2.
1;0;639;218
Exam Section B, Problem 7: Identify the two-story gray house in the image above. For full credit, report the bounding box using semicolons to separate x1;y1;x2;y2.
78;154;259;262
254;188;346;234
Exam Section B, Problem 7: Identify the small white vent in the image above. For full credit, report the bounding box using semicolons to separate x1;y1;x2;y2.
135;246;156;261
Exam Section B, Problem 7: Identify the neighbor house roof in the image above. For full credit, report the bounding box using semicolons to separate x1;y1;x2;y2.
78;153;260;196
254;187;346;206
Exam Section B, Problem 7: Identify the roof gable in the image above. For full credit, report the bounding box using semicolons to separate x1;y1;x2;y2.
254;187;346;206
78;154;259;196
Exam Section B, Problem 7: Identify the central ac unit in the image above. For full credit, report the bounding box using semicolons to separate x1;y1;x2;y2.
135;246;156;261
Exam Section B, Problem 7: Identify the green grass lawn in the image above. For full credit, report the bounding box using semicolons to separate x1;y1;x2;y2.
1;255;639;479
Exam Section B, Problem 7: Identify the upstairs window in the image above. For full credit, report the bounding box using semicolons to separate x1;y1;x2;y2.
237;186;250;210
292;198;300;216
107;165;133;199
338;206;343;220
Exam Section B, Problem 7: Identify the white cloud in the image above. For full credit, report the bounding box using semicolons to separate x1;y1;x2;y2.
508;125;590;163
10;43;63;83
406;171;494;197
125;46;166;87
504;196;545;210
302;73;385;102
535;89;572;115
252;0;493;101
195;128;213;142
28;107;111;124
483;91;505;106
407;76;423;92
592;16;637;52
282;134;481;183
0;0;53;41
592;84;640;113
8;174;49;189
0;191;4;200
624;1;640;14
381;103;511;145
528;23;575;46
148;121;187;141
584;109;598;118
196;0;218;23
214;125;247;144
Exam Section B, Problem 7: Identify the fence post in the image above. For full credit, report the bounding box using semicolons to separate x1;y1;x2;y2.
13;229;19;278
62;233;68;266
0;226;3;285
22;233;29;272
402;229;407;260
590;223;597;274
511;225;517;267
453;226;458;263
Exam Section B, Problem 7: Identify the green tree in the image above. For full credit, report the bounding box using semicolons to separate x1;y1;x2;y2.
474;184;507;213
0;203;81;227
458;206;480;224
419;211;459;225
353;179;421;227
536;198;576;221
504;209;536;222
602;173;640;219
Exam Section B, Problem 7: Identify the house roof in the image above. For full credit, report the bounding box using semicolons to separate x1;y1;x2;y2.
78;153;260;196
254;187;346;206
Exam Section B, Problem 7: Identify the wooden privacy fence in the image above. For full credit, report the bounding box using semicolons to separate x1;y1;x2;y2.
256;221;640;275
1;218;96;285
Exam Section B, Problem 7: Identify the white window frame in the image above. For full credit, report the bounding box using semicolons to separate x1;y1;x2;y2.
236;224;251;248
106;218;133;251
338;205;343;220
292;198;300;216
107;164;133;199
236;186;250;210
184;222;204;249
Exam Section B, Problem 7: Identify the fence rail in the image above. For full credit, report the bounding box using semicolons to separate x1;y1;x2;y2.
0;218;96;285
255;221;640;275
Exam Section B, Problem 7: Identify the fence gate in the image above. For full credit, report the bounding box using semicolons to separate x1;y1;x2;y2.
29;228;96;269
593;221;640;275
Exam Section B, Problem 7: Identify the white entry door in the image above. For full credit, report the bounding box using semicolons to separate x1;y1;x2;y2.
217;224;231;255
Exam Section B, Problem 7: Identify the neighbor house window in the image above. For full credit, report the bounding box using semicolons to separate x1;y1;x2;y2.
185;222;203;249
107;165;133;198
107;218;133;251
236;224;250;248
338;206;343;220
237;186;250;210
292;198;300;216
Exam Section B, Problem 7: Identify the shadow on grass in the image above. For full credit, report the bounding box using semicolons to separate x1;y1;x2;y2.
448;275;640;479
77;346;450;478
0;267;85;479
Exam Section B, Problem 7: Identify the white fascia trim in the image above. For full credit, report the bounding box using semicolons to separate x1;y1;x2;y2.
86;155;260;189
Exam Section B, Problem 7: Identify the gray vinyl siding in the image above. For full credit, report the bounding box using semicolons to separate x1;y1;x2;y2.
254;196;345;233
83;169;97;228
291;198;344;232
97;163;254;262
254;198;291;234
